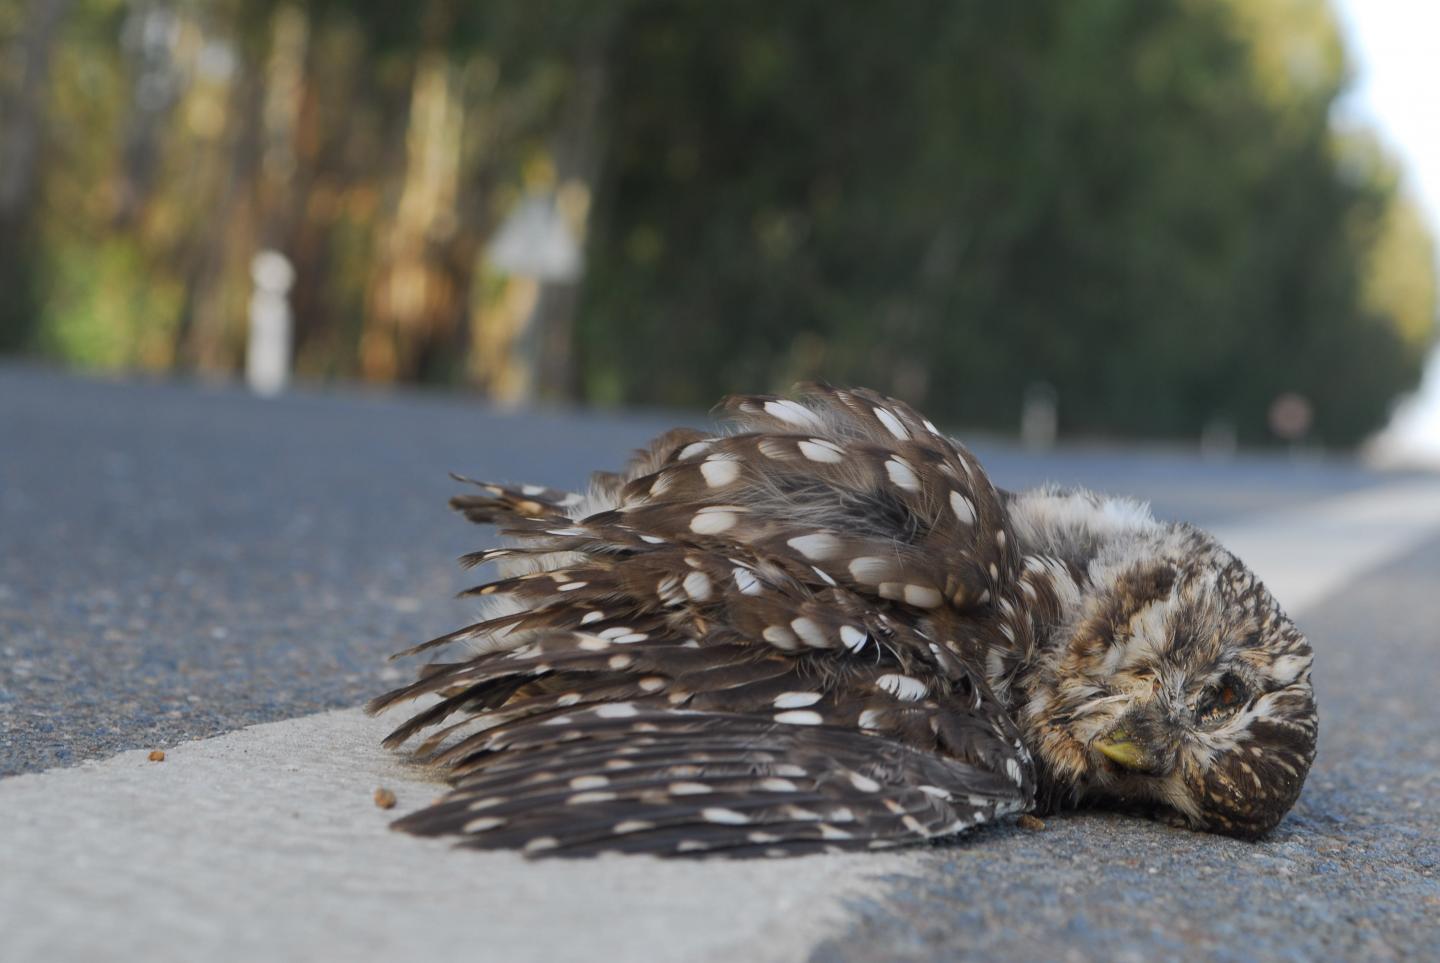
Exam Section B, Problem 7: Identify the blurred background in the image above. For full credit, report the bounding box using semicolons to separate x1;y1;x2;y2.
1;0;1437;450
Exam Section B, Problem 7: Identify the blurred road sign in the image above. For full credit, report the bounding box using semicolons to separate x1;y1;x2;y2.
486;193;582;282
1268;392;1313;441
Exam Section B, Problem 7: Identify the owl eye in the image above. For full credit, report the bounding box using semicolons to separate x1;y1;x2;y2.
1198;675;1248;725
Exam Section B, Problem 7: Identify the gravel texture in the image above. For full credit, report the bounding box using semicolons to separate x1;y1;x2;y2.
0;367;675;774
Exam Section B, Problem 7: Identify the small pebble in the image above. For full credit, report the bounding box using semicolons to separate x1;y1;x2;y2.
148;750;165;762
374;787;397;809
1017;814;1046;831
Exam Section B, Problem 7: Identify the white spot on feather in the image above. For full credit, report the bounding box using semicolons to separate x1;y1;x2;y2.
763;625;799;649
798;438;845;463
885;457;921;492
840;625;868;652
566;791;616;804
849;772;881;792
614;820;655;834
848;556;890;583
678;440;714;460
690;507;740;534
683;570;714;601
790;616;829;648
760;778;800;792
466;797;503;811
700;457;742;488
463;817;506;833
764;399;823;428
950;491;976;525
595;703;639;718
570;775;609;790
774;710;825;725
733;567;763;595
669;781;711;795
580;610;604;625
873;407;910;439
774;691;822;709
903;584;943;608
876;674;928;701
787;532;841;560
702;807;751;825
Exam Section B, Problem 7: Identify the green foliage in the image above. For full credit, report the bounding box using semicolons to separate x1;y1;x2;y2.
37;234;185;369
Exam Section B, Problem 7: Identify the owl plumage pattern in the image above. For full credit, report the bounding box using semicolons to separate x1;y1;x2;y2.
370;386;1317;857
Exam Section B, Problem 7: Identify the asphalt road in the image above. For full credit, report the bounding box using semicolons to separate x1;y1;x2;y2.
2;365;1437;961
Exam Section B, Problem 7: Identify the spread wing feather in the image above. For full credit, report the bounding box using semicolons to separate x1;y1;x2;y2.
372;385;1036;857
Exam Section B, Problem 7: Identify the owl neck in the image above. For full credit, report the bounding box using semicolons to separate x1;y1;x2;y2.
1005;486;1164;571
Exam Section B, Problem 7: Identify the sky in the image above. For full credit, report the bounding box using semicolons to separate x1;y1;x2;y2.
1331;0;1440;461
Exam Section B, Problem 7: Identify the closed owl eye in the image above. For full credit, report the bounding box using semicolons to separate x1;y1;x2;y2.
1197;674;1248;725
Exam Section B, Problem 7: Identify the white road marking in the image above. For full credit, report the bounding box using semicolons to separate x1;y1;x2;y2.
0;706;900;963
1208;479;1440;614
4;478;1440;962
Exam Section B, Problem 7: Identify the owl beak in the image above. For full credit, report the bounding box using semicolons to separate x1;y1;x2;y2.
1092;727;1156;772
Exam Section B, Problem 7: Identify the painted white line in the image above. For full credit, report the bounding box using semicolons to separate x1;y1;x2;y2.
0;705;906;963
1208;478;1440;615
5;478;1440;962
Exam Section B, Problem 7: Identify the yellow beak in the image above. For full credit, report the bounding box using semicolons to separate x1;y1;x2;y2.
1093;728;1150;771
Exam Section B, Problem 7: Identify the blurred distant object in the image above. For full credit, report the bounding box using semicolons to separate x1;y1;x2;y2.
0;0;1433;447
1200;417;1239;461
1020;382;1058;451
1267;393;1315;443
487;193;583;282
1366;343;1440;468
484;190;586;406
246;250;295;397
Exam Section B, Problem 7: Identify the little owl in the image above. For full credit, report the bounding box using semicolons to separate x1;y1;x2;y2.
370;386;1317;857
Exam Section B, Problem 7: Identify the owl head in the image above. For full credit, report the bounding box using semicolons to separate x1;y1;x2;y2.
1025;525;1317;837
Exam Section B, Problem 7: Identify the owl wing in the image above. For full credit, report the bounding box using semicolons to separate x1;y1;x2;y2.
371;386;1035;857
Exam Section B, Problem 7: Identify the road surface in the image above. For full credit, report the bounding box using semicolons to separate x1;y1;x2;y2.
1;365;1436;961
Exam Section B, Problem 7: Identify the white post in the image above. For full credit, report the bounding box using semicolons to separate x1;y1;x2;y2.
246;249;295;397
1020;382;1058;450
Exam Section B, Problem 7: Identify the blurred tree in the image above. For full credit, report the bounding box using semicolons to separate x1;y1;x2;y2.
0;0;73;352
577;0;1434;444
0;0;1432;447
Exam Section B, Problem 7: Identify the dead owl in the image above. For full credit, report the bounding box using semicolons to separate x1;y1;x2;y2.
370;385;1317;857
